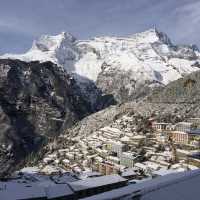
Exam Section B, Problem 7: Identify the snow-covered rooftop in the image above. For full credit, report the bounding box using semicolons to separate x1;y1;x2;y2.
68;174;127;192
121;169;137;177
0;182;46;200
186;129;200;135
51;173;78;184
80;169;200;200
78;171;102;180
45;184;74;199
100;127;123;136
152;168;177;176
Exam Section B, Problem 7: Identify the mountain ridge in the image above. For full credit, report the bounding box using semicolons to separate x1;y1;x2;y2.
2;28;200;102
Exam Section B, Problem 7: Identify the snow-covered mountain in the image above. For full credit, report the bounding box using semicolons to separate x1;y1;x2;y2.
2;28;200;102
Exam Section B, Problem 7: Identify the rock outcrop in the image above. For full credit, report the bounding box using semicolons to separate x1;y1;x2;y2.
0;59;98;176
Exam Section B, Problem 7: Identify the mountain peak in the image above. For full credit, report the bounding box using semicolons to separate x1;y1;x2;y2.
60;31;76;42
31;32;76;52
129;28;172;45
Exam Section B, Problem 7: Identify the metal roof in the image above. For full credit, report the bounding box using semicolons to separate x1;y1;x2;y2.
68;174;127;192
80;170;200;200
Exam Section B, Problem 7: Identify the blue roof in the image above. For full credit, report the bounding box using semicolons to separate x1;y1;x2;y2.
186;129;200;135
189;152;200;160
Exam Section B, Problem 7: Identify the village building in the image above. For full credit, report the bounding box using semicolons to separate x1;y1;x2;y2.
174;122;192;132
121;169;137;180
156;132;169;144
186;129;200;146
106;141;128;157
120;152;138;168
152;169;177;177
134;162;148;172
152;122;172;131
131;135;146;142
78;171;102;180
107;156;120;165
188;152;200;167
120;136;130;144
170;128;200;146
187;118;200;124
170;131;189;144
99;126;123;139
98;162;120;175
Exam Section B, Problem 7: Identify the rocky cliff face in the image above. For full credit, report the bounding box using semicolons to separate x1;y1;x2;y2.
0;59;100;176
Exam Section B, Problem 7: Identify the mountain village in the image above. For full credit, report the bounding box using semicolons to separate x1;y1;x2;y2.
1;113;199;199
40;114;200;174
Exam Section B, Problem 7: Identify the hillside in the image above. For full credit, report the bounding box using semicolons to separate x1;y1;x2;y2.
147;70;200;104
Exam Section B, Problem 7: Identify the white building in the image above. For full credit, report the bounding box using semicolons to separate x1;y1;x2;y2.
152;122;173;131
120;152;138;168
175;122;192;132
107;141;128;157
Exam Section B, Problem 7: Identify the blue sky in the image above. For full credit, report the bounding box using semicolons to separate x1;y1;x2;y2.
0;0;199;53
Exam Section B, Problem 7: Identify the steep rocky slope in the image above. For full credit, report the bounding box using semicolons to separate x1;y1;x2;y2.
147;70;200;104
0;59;104;176
2;29;200;102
